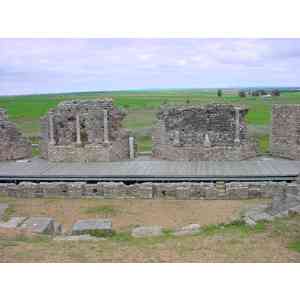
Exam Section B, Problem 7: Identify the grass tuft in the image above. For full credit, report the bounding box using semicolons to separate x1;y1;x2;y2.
288;241;300;253
84;205;118;216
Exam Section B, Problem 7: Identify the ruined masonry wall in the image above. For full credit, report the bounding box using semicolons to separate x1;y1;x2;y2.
153;104;257;161
271;104;300;160
0;108;32;161
40;99;133;162
0;181;289;200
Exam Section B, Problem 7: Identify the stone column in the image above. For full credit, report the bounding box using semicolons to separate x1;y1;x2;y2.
49;113;55;145
129;136;135;160
103;110;109;144
234;108;240;145
173;130;180;145
76;114;81;145
204;133;211;147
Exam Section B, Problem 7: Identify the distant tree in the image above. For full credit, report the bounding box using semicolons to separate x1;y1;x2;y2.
251;90;260;97
271;89;280;96
259;89;267;96
217;89;222;97
238;90;246;98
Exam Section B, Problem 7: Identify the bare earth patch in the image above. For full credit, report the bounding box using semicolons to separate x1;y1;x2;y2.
1;197;300;263
0;197;269;231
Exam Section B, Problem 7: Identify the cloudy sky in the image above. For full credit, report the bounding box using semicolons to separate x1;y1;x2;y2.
0;38;299;95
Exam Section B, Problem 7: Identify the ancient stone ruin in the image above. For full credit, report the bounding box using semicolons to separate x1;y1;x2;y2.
152;104;257;160
271;104;300;160
40;99;135;162
0;108;32;161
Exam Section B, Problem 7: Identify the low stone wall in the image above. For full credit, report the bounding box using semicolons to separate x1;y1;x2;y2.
0;181;289;200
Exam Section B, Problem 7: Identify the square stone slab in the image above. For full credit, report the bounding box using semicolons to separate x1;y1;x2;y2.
0;203;9;221
0;217;28;229
20;217;55;234
71;219;112;235
131;226;162;238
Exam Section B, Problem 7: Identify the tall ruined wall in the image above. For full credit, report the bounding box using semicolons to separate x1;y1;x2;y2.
270;104;300;159
40;99;134;162
0;109;32;161
152;104;257;161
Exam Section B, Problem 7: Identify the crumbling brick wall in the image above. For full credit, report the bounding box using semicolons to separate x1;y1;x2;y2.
40;99;134;162
152;104;257;160
271;104;300;159
0;109;32;161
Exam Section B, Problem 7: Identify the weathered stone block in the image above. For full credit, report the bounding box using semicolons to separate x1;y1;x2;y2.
131;226;162;238
20;217;55;234
67;182;85;198
173;224;201;236
0;217;28;229
71;219;112;235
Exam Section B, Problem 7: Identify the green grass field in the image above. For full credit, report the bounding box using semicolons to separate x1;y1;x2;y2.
1;89;300;154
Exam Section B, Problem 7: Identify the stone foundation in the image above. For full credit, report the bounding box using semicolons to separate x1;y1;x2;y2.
271;104;300;159
0;108;32;161
0;181;289;200
152;142;257;161
153;104;257;161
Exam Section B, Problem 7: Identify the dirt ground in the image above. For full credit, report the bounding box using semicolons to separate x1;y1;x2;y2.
0;197;300;263
0;197;268;231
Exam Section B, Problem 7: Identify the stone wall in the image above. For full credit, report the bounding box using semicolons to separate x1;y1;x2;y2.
0;181;288;200
40;99;135;162
152;104;258;161
0;108;32;161
270;104;300;159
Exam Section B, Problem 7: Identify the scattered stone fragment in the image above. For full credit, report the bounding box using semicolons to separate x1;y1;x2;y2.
248;212;274;222
53;234;106;241
54;222;63;235
0;203;8;220
0;217;28;228
71;219;112;236
131;226;162;238
173;224;201;236
288;205;300;215
244;216;257;226
20;217;55;234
